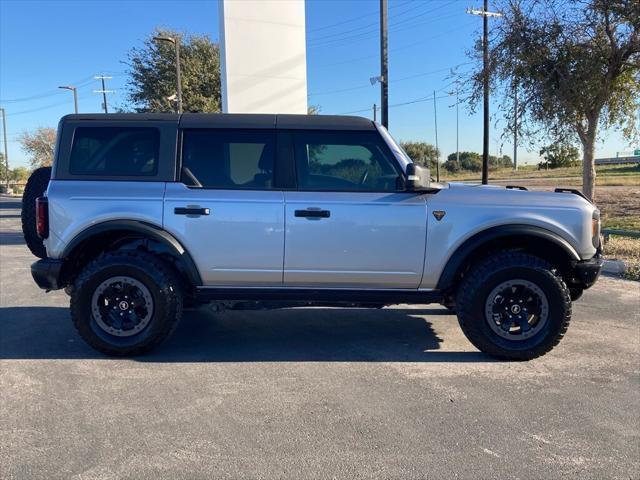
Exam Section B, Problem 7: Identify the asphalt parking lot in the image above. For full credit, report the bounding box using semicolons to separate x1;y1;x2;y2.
1;195;639;479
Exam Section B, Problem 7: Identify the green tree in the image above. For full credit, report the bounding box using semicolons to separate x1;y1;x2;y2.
444;151;483;173
489;154;513;169
0;153;6;184
462;0;639;200
18;127;56;168
10;166;31;183
124;28;222;113
538;144;581;169
400;141;440;170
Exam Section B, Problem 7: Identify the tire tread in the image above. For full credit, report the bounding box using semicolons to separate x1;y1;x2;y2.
70;250;183;356
21;166;51;258
456;251;571;360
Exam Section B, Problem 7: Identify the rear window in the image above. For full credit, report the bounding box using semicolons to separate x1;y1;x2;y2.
69;127;160;176
181;129;276;189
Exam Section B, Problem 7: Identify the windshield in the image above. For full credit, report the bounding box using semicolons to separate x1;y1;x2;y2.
375;124;412;170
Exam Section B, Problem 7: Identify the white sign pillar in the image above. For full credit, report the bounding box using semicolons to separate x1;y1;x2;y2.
219;0;308;114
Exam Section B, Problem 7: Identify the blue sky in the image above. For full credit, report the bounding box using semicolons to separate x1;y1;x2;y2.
0;0;634;169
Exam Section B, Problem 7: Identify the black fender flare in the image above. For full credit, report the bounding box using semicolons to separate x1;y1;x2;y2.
62;220;202;286
436;224;580;290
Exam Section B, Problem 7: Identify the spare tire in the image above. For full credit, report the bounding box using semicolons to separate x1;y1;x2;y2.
21;166;52;258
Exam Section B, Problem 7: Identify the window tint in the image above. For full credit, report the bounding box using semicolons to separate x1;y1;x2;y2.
181;130;276;189
69;127;159;176
293;131;401;191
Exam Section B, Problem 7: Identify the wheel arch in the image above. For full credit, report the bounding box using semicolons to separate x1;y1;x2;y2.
436;224;580;292
61;220;202;288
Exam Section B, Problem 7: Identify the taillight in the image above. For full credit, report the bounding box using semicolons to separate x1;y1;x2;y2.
36;196;49;239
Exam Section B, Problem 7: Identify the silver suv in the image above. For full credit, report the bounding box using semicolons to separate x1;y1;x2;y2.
23;113;603;359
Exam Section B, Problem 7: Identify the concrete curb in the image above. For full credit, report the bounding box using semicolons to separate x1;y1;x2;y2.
602;259;627;275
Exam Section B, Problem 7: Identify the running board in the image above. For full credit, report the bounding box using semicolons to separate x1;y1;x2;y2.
195;287;442;305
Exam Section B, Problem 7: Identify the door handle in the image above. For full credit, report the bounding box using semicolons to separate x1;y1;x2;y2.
295;209;331;218
174;206;210;216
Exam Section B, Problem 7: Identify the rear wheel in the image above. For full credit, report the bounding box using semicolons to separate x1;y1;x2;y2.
21;166;51;258
70;251;183;356
456;251;571;360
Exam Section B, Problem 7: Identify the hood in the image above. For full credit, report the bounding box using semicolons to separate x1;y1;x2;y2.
442;182;596;211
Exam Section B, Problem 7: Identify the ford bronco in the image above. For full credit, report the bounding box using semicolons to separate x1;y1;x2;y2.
22;113;603;359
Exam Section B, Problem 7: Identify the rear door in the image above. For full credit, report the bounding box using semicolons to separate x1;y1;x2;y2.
283;130;427;289
163;128;285;286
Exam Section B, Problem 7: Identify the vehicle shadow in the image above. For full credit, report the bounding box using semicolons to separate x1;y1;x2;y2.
0;232;25;245
0;200;22;210
0;306;492;362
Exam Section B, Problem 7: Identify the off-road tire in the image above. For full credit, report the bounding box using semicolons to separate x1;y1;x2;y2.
21;166;51;258
456;251;571;360
70;250;183;356
440;295;457;314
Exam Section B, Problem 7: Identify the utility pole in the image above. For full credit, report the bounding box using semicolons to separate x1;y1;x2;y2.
380;0;389;128
482;0;489;184
433;90;440;182
513;82;518;170
93;75;114;113
456;90;460;163
0;108;9;190
58;85;78;114
467;2;502;184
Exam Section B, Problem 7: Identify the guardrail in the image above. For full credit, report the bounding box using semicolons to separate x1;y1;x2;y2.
602;228;640;242
594;156;640;165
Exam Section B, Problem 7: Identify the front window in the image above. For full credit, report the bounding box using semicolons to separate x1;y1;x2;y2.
293;131;402;192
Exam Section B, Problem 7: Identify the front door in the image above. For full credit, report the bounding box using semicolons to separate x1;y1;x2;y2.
283;130;427;289
163;128;284;286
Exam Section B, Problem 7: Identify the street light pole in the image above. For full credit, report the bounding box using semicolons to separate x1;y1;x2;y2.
154;35;183;113
0;107;9;190
175;40;183;114
58;85;78;113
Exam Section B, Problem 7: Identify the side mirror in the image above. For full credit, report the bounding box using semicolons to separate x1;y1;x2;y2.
405;163;431;191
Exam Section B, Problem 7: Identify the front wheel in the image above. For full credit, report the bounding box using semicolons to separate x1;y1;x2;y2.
70;251;183;356
456;252;571;360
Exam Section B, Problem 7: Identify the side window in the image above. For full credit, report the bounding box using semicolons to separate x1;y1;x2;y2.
293;131;401;192
181;129;276;189
69;127;159;176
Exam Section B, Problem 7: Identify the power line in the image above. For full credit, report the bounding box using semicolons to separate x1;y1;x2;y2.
3;82;99;116
0;72;125;104
0;75;95;103
4;99;72;117
93;75;114;114
309;63;470;97
308;6;459;48
308;0;414;33
311;20;477;70
308;1;438;43
340;92;457;115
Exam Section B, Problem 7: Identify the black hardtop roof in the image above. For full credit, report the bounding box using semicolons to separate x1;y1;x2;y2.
60;113;376;131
